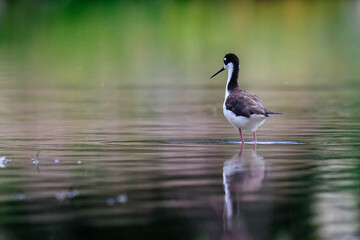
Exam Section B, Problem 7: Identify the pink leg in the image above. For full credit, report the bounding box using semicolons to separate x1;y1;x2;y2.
253;132;257;151
239;129;245;152
239;129;244;144
239;141;244;155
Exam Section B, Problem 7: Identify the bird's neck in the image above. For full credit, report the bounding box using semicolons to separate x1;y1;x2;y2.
226;63;239;92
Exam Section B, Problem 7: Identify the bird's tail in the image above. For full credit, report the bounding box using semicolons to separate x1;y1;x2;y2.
265;109;282;117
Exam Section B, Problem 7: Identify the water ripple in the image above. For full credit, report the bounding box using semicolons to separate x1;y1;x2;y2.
167;140;304;145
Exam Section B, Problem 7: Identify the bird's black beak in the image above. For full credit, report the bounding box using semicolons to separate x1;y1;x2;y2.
210;67;225;79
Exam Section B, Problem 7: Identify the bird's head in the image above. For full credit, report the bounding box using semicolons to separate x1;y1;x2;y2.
210;53;239;79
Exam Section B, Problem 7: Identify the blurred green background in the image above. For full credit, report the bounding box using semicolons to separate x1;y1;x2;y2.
1;0;359;88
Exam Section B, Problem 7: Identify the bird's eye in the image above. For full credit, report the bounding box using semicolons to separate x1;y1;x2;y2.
224;57;227;62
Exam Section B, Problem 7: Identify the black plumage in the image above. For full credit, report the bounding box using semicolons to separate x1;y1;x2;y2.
225;88;281;118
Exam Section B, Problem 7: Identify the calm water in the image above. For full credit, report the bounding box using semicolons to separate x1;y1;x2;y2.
0;1;360;240
0;83;359;240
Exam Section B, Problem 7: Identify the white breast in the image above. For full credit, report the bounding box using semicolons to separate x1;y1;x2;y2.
223;100;266;132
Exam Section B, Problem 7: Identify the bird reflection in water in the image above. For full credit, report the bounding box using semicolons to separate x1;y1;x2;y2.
222;148;269;239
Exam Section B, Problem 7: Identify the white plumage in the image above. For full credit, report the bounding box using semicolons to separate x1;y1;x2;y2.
223;107;266;132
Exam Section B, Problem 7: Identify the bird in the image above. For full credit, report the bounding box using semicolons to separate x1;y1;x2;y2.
210;53;281;148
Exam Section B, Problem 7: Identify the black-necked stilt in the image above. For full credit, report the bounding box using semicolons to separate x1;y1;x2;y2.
211;53;281;148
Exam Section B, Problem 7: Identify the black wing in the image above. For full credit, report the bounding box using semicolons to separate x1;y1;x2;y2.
225;89;267;118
